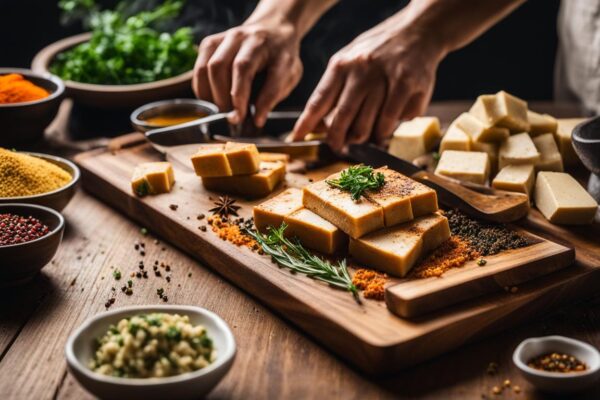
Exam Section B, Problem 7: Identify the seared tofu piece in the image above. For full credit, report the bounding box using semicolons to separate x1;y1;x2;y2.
303;178;384;239
440;123;471;153
131;162;175;196
190;144;231;177
349;214;450;277
259;152;290;163
435;150;490;184
224;142;261;175
527;110;557;136
253;188;303;233
454;112;509;143
555;118;586;166
471;140;499;175
202;161;285;198
535;172;598;225
388;117;441;161
284;208;348;255
469;91;530;132
499;133;541;169
533;133;564;172
492;164;535;196
365;167;438;226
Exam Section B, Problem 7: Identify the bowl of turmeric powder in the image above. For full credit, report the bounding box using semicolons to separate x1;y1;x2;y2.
0;149;80;212
0;68;65;147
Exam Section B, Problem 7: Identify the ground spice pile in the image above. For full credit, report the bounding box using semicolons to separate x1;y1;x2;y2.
411;236;479;278
0;73;50;104
352;269;388;300
207;215;258;249
0;148;72;197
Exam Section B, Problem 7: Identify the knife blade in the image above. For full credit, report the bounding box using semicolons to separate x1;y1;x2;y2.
347;143;421;176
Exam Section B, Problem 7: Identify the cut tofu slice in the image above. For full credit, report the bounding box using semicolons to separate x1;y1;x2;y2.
454;112;510;143
349;214;450;278
499;132;541;169
259;152;290;163
131;162;175;196
224;142;261;175
527;110;557;136
253;188;303;233
471;140;499;174
202;161;285;198
191;142;260;177
440;123;471;153
388;117;441;161
492;164;535;196
555;118;586;166
534;172;598;225
365;167;438;226
303;178;384;239
284;208;348;255
533;133;564;172
469;91;530;132
434;150;490;185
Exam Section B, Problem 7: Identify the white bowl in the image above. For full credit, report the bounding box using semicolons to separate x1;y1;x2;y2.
513;335;600;394
65;305;236;400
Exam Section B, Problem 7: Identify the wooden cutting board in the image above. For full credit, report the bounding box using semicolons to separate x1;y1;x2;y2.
74;135;600;375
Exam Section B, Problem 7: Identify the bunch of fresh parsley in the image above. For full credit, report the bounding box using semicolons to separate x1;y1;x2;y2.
51;0;197;85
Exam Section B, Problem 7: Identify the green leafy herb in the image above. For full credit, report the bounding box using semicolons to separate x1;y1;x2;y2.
51;0;197;85
166;326;181;341
244;224;360;303
135;180;150;197
326;165;385;201
113;269;122;280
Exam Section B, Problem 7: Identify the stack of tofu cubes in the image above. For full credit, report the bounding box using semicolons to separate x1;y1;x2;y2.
253;166;451;278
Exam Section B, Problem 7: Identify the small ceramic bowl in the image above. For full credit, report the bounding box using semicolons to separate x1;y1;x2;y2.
131;98;219;132
513;335;600;394
66;305;236;400
0;203;65;286
0;68;65;147
0;152;80;211
572;116;600;203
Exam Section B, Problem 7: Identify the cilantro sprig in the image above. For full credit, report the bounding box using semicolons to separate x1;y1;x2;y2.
326;165;385;201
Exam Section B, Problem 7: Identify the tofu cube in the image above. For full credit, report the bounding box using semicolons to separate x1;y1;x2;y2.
527;110;558;136
388;117;441;161
555;118;586;166
533;133;564;172
492;164;535;196
259;152;290;164
434;150;490;185
190;144;231;177
131;162;175;196
469;91;530;132
454;112;510;143
439;123;471;153
284;208;348;255
471;140;499;175
534;172;598;224
202;161;285;198
253;188;304;233
499;132;541;169
224;142;261;175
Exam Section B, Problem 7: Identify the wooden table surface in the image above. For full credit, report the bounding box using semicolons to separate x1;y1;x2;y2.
1;101;599;399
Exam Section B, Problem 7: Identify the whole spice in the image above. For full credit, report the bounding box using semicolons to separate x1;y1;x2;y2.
0;213;50;246
209;196;241;218
528;352;587;373
352;269;388;300
326;164;385;200
0;73;50;104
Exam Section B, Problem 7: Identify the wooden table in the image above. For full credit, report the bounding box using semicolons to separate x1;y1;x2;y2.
1;102;599;399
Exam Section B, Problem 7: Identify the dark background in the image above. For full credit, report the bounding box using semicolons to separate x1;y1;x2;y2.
0;0;560;104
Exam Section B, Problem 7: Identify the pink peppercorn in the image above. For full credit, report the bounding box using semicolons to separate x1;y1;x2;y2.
0;213;50;246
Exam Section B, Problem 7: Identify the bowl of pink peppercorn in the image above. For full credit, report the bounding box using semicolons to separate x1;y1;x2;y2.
0;203;65;286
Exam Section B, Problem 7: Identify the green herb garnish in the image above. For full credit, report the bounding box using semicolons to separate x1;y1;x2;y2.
244;224;360;303
113;269;122;280
166;326;181;341
326;165;385;201
135;180;150;197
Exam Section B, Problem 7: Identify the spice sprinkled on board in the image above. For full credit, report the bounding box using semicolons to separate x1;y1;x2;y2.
528;352;587;373
411;236;479;278
208;215;257;248
352;269;388;300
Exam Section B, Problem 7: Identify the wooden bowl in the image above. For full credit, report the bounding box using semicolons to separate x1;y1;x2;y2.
0;203;65;286
0;68;65;147
0;152;80;211
31;33;194;109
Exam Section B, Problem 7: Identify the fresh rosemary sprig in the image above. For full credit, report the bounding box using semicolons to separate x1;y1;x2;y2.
244;224;360;303
326;164;385;201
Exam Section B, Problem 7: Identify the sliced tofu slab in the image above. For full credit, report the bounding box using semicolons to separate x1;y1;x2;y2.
555;118;586;166
253;188;303;233
303;178;384;239
534;172;598;225
455;112;509;143
259;152;290;163
471;140;499;174
131;162;175;196
492;164;535;196
191;142;260;177
349;214;450;278
469;91;530;132
527;110;557;136
202;161;285;198
499;132;541;169
388;117;441;161
533;133;564;172
434;150;490;185
440;123;471;153
284;208;348;255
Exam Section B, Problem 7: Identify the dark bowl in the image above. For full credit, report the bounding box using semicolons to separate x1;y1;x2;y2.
0;203;65;286
0;152;80;211
131;98;219;132
572;116;600;174
0;68;65;147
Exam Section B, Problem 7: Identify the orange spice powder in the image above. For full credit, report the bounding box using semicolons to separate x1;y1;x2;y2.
0;74;50;104
208;215;258;250
352;269;388;301
411;236;479;279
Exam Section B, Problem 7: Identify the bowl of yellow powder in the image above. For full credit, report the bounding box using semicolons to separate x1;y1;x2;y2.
0;149;79;211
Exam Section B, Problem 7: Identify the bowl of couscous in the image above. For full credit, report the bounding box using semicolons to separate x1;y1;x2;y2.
65;305;236;400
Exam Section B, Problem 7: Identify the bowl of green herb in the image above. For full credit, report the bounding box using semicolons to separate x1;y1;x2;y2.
32;0;198;109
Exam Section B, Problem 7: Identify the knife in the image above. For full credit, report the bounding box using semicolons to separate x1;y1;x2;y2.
347;143;530;223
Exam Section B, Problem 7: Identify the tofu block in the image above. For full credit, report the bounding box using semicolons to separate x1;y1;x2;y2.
202;161;285;198
527;110;557;136
131;162;175;196
471;140;499;174
388;117;441;161
492;164;535;196
253;188;303;233
454;112;510;143
284;208;348;255
224;142;261;175
191;142;260;177
259;152;290;164
499;132;541;169
533;133;564;172
434;150;490;185
439;123;471;153
469;91;530;132
555;118;586;166
349;214;450;277
303;178;384;239
365;167;438;225
534;172;598;225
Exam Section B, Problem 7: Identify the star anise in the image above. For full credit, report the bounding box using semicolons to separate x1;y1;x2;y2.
209;196;241;218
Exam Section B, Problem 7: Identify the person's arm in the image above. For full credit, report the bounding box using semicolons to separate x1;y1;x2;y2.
192;0;338;126
292;0;526;152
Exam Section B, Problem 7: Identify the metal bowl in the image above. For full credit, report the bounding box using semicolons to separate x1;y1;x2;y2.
131;98;219;133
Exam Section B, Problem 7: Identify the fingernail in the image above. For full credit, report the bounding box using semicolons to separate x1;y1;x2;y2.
228;112;239;125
